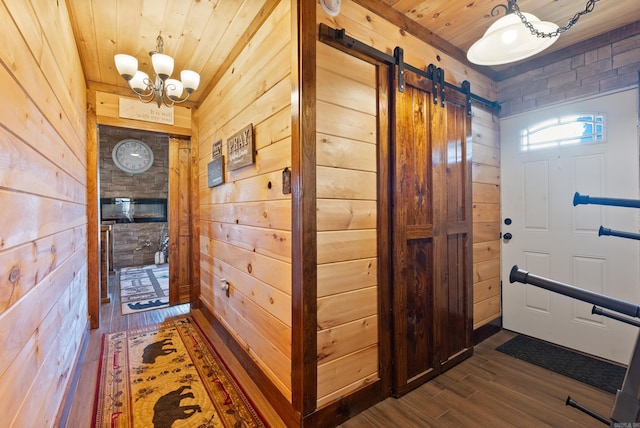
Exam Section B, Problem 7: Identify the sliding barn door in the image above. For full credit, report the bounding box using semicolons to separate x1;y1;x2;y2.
391;67;473;395
437;82;473;372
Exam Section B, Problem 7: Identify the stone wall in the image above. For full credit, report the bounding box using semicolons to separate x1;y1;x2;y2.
110;222;168;268
498;33;640;117
99;125;169;268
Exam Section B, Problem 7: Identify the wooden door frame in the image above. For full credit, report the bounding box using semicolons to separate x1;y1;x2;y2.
86;89;193;329
376;59;393;399
168;136;193;305
87;90;100;329
304;43;394;422
301;38;393;426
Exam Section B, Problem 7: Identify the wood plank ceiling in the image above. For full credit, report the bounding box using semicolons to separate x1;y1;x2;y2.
67;0;640;106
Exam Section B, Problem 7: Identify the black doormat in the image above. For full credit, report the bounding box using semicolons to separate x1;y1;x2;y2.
496;334;626;394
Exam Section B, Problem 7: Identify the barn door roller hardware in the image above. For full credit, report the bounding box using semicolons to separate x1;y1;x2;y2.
320;23;500;115
394;47;447;106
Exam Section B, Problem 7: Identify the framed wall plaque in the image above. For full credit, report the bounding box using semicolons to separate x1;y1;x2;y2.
227;124;254;170
208;140;224;187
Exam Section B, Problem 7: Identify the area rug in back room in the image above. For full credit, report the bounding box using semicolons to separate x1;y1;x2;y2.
92;317;266;427
120;264;169;315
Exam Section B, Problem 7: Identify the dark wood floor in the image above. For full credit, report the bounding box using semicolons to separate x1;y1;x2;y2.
339;331;615;427
64;273;616;427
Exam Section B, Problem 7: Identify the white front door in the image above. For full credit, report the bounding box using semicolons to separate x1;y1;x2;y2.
501;89;640;364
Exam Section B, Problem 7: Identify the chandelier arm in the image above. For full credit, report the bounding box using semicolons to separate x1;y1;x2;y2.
171;92;192;105
511;0;600;38
137;96;158;105
129;86;155;99
126;87;158;104
490;3;509;17
159;91;193;108
161;97;175;108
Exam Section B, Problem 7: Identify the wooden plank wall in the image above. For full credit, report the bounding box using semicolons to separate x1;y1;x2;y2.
195;1;294;402
470;108;501;329
316;41;379;407
317;0;501;334
0;0;88;426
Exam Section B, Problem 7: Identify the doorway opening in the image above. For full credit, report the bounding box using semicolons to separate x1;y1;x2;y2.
98;125;172;315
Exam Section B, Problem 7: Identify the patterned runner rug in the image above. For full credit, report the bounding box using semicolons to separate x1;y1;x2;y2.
93;317;266;427
120;264;170;314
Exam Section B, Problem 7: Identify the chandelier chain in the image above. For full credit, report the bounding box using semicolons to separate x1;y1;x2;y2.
511;0;600;38
155;33;164;53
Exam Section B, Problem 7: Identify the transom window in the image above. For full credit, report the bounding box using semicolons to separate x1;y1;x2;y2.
521;114;605;151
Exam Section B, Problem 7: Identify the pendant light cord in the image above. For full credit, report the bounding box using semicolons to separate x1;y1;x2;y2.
509;0;601;38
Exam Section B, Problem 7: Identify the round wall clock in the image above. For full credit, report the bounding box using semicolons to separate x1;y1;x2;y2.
112;139;154;174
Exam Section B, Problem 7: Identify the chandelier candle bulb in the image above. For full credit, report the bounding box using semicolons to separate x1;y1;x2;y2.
130;71;149;92
114;54;137;80
165;79;183;100
151;53;174;80
180;70;200;93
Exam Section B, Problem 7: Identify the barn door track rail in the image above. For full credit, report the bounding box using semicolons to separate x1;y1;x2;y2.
318;23;501;115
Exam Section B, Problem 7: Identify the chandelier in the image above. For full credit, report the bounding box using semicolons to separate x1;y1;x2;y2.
467;0;600;66
114;32;200;108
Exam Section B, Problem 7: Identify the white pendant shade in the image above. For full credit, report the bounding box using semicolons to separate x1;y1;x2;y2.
151;53;174;80
467;12;559;65
165;79;183;100
129;71;149;91
181;70;200;93
114;54;138;80
320;0;341;17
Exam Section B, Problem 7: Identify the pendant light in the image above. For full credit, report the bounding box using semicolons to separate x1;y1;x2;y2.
467;0;601;66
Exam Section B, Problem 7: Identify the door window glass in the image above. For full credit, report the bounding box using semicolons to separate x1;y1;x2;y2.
521;114;605;151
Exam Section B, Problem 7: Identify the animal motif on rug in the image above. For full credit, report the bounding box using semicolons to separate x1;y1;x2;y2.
142;338;177;364
128;299;168;312
93;318;266;427
152;385;202;428
119;264;170;314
